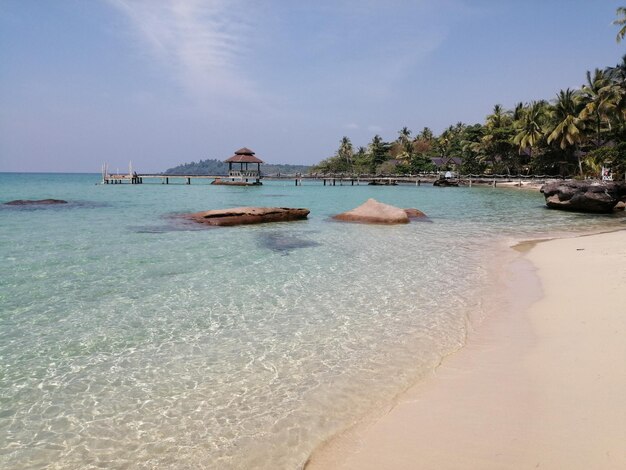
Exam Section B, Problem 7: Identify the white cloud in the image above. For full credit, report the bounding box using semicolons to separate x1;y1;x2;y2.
345;122;359;129
106;0;259;104
367;125;383;133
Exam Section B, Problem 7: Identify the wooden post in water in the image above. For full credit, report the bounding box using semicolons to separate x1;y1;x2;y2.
469;176;472;187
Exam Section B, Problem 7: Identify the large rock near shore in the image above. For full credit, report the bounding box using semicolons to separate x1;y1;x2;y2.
5;199;68;205
333;199;409;224
186;207;310;226
540;180;626;213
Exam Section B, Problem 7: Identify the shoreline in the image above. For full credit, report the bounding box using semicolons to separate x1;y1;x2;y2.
306;229;626;469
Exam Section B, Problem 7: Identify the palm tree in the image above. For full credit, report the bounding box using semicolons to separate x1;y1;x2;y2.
512;102;524;121
547;89;586;175
395;127;413;161
614;6;626;42
418;127;434;141
397;127;412;144
369;135;388;173
479;105;517;173
486;104;509;129
513;101;548;159
579;69;620;147
606;56;626;134
338;136;353;171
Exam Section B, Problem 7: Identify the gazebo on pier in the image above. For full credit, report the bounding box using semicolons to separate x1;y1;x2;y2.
223;147;264;185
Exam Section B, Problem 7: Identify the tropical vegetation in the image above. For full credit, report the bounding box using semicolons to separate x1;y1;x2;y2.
313;7;626;180
165;159;310;176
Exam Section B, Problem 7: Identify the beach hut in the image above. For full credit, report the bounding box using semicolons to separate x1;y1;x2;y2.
431;156;462;177
217;147;264;185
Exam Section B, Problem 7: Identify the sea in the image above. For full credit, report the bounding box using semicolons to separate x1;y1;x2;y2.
1;173;623;469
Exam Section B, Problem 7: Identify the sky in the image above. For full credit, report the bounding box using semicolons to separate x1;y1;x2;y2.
0;0;624;172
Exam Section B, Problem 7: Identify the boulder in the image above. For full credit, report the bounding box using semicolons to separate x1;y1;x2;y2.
404;208;428;219
5;199;68;205
333;199;409;224
540;180;625;213
186;207;310;226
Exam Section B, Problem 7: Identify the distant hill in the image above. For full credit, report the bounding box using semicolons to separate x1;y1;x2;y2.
164;159;311;176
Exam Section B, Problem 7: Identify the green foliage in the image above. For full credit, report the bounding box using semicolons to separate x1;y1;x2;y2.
165;159;311;176
584;143;626;180
614;6;626;42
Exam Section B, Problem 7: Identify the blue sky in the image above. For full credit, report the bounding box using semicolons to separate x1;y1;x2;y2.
0;0;624;172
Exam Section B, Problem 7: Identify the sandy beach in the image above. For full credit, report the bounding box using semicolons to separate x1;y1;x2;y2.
307;230;626;470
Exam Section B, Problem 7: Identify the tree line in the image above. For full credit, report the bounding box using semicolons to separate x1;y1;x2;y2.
313;7;626;180
164;159;310;176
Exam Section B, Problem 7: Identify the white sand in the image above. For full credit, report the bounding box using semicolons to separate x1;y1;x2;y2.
307;230;626;470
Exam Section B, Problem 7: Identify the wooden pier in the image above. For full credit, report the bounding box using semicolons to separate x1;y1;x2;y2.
101;173;432;186
102;172;560;187
102;174;223;184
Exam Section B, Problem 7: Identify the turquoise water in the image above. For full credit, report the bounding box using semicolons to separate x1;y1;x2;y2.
1;173;624;469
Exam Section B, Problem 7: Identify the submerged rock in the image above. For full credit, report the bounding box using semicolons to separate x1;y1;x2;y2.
258;232;320;253
5;199;68;205
186;207;310;226
333;199;409;224
540;180;626;213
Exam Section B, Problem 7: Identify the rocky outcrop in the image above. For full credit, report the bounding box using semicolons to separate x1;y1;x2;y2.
186;207;310;226
540;180;626;213
333;199;409;224
5;199;68;205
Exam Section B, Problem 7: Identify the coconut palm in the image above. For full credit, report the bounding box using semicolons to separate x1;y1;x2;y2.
397;127;412;144
614;6;626;42
337;136;354;171
369;135;388;173
418;127;434;141
485;104;510;129
547;89;586;175
605;56;626;132
513;101;548;158
579;69;620;147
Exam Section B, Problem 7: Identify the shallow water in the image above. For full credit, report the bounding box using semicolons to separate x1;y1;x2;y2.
0;173;623;469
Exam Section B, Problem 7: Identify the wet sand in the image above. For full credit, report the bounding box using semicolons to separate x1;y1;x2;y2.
306;230;626;470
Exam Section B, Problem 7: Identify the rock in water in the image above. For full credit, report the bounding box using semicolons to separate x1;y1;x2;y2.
433;178;459;187
5;199;68;205
333;198;409;224
258;232;320;253
186;207;310;226
540;181;625;213
403;208;429;220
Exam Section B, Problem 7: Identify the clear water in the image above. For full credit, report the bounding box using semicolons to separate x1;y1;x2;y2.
0;173;623;469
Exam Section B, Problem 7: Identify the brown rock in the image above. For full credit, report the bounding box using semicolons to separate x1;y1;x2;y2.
333;198;409;224
186;207;310;226
5;199;68;205
540;180;623;213
404;208;428;219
